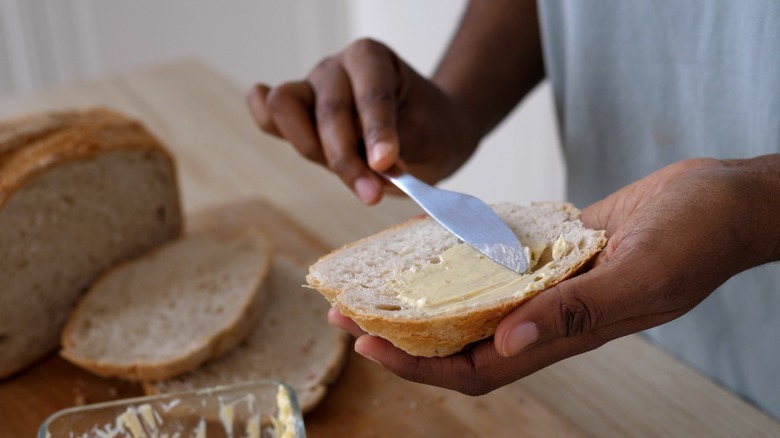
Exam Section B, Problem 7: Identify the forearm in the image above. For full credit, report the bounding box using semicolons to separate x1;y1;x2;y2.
722;154;780;266
432;0;545;139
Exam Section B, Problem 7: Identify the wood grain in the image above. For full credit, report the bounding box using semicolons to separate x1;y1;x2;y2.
1;60;779;437
0;199;584;438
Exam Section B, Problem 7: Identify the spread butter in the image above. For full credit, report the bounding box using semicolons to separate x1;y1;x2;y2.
396;235;572;312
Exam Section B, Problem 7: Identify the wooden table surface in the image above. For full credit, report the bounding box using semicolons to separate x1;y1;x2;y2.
1;60;779;437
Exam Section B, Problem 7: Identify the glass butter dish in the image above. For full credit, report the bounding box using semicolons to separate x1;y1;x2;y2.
38;379;306;438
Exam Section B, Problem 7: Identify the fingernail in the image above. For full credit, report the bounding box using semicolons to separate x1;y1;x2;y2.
355;338;380;365
501;322;538;357
369;141;393;167
354;176;379;204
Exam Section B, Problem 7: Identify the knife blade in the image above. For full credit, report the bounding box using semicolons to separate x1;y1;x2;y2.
379;166;529;274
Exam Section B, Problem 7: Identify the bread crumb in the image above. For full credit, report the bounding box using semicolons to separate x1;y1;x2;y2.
72;382;87;406
73;392;86;406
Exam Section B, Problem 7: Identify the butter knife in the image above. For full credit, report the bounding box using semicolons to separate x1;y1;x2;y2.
379;166;529;274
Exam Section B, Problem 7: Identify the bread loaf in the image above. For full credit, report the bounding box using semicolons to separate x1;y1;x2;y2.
0;108;182;378
307;202;607;357
61;227;273;381
145;256;349;413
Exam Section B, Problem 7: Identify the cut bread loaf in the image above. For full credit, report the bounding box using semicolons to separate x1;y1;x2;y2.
0;108;182;378
61;227;273;381
145;256;349;413
307;202;607;357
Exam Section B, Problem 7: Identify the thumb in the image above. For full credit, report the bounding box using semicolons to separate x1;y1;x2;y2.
493;255;656;357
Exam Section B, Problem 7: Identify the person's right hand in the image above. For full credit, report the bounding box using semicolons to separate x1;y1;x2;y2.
247;39;480;205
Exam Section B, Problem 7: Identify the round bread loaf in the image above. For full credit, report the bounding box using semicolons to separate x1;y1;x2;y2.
307;202;607;357
0;108;182;378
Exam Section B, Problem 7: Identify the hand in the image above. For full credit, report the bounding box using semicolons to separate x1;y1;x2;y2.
246;39;479;205
332;157;772;395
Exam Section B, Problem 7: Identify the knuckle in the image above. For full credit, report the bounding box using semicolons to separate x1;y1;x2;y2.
453;349;498;396
358;88;394;109
389;357;439;387
255;115;276;135
309;55;338;79
265;87;290;114
457;381;491;397
362;118;393;145
325;151;356;177
388;348;504;397
248;90;277;134
316;98;351;122
349;38;390;57
557;292;597;337
296;143;324;163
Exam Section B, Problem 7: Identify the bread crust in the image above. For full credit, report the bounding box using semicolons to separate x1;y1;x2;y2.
0;107;183;379
307;203;607;357
142;256;351;414
0;108;180;215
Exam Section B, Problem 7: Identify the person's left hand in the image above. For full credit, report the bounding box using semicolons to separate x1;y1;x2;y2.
329;157;771;395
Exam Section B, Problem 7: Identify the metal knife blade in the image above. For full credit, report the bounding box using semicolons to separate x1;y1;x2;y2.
379;166;529;274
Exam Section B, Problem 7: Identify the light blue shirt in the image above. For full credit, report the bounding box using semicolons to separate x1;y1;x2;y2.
538;0;780;418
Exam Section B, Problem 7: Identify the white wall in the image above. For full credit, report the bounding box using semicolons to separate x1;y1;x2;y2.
0;0;351;92
0;0;564;205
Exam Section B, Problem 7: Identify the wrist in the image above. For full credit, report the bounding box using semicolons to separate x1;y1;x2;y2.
722;155;780;266
431;0;544;140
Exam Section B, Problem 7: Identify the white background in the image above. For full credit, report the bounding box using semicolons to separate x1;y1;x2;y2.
0;0;565;205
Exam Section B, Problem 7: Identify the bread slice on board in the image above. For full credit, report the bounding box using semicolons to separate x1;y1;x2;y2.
307;202;607;357
61;228;273;381
0;108;182;378
145;256;350;414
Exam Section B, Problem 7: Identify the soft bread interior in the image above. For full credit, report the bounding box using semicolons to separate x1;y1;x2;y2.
306;202;607;356
309;202;600;318
145;256;349;413
0;148;180;377
60;228;272;380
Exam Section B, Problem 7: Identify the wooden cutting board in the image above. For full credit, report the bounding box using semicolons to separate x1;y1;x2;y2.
0;198;585;438
3;60;778;438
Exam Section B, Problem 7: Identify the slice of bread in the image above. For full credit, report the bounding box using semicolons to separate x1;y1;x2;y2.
306;202;607;357
144;256;350;414
0;108;182;378
61;228;273;381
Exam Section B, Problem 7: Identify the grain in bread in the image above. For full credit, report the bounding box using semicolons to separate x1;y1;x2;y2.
61;228;273;381
307;202;607;357
0;108;182;378
145;256;349;413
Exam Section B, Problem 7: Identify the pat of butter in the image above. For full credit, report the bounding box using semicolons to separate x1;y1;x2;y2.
246;413;261;438
119;407;146;437
139;403;161;431
272;385;296;438
396;236;571;312
195;417;206;438
219;402;235;438
552;234;571;260
78;393;267;438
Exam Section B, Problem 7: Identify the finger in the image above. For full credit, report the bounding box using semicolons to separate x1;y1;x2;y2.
494;250;668;358
342;39;402;172
359;305;683;395
246;84;282;137
327;307;366;338
355;335;530;395
264;82;327;165
309;59;384;204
